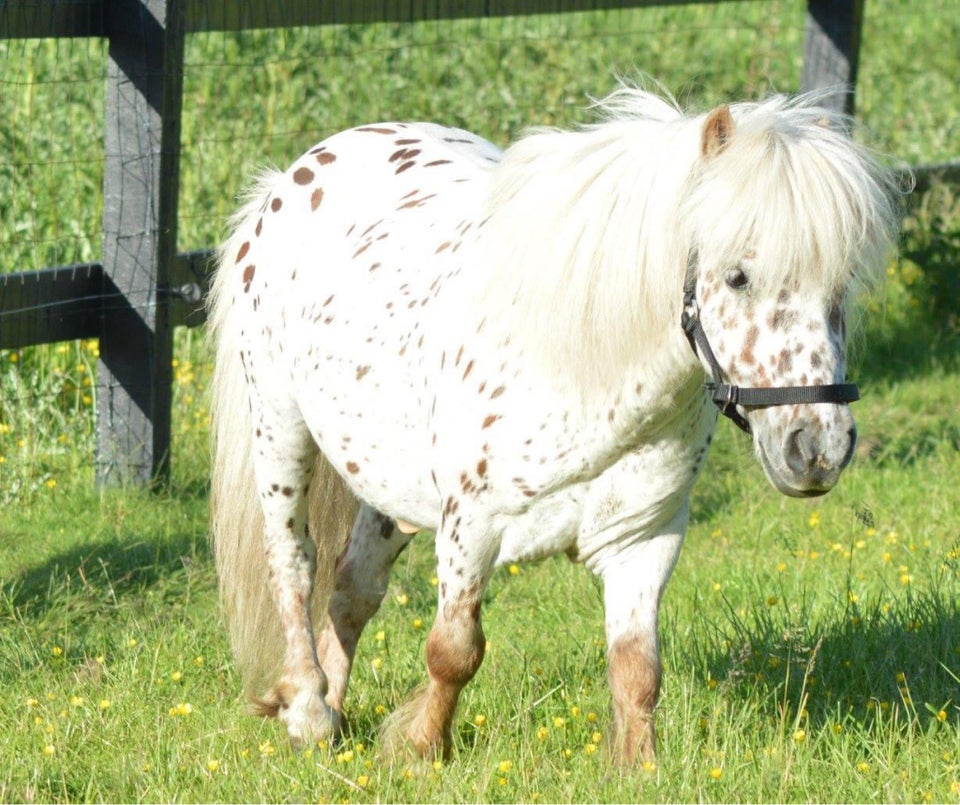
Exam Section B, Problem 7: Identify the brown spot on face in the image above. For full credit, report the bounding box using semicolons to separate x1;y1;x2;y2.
236;241;250;263
741;324;759;365
776;349;793;374
310;187;324;211
293;166;315;185
395;160;416;174
476;459;487;477
270;197;283;212
316;151;337;166
346;461;360;474
281;486;294;497
285;518;295;530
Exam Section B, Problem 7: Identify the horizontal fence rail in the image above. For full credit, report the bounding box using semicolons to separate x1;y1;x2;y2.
0;0;953;487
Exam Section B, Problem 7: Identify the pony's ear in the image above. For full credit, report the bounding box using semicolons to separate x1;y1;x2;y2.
701;105;734;158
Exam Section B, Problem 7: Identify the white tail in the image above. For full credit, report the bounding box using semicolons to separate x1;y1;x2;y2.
208;183;360;698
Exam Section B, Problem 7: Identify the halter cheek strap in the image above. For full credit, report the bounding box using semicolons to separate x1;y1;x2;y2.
680;257;860;435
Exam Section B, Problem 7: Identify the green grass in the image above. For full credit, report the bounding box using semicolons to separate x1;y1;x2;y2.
1;1;960;801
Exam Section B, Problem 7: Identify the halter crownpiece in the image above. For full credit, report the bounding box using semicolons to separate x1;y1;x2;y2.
680;254;860;435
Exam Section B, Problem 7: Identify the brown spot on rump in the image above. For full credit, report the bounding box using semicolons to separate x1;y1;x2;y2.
462;360;474;380
355;126;397;134
436;241;451;254
356;365;371;380
482;414;499;429
235;241;250;263
255;217;263;236
310;187;324;211
489;385;506;399
270;197;283;212
315;151;337;166
346;461;360;474
242;264;256;292
395;138;421;145
395;160;416;174
293;166;315;185
810;350;823;369
397;193;438;210
476;458;487;477
362;220;383;237
353;242;371;259
389;147;422;163
425;159;453;167
701;104;735;158
460;472;476;494
281;486;294;496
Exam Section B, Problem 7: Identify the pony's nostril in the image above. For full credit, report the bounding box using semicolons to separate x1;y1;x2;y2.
784;427;816;475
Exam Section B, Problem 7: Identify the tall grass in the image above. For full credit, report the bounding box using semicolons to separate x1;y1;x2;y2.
1;1;958;801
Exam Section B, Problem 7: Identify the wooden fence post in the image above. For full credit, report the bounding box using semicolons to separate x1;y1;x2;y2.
801;0;865;115
96;0;185;486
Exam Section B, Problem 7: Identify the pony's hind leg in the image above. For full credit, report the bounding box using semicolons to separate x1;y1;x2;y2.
599;517;686;765
248;401;336;749
315;505;415;718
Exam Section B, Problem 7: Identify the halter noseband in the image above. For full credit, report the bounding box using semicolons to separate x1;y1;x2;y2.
680;255;859;434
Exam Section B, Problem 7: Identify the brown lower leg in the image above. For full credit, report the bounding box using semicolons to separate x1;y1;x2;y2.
607;634;661;764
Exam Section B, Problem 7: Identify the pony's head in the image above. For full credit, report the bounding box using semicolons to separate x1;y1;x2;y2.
681;98;902;497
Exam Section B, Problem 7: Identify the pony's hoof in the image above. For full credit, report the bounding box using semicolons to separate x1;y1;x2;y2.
253;683;342;751
379;706;450;763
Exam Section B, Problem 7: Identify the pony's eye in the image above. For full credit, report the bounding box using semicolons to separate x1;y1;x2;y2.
725;267;749;290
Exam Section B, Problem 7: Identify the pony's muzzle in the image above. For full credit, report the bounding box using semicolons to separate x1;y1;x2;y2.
757;407;857;498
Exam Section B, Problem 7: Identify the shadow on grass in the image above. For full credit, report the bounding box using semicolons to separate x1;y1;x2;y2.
685;583;960;732
4;527;211;621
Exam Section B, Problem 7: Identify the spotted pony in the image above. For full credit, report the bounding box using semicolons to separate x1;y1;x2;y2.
208;87;901;764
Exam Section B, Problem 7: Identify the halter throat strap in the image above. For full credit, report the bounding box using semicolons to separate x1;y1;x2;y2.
680;254;859;434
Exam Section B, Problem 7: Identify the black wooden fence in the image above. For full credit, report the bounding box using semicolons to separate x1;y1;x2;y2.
0;0;876;486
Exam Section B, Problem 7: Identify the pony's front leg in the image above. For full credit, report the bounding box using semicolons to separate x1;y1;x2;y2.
381;513;499;760
315;505;415;715
599;516;686;765
250;416;337;749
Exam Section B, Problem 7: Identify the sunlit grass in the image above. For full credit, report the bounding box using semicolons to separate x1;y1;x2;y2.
1;2;959;801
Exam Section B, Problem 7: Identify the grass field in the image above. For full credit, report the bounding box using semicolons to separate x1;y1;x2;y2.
1;1;959;802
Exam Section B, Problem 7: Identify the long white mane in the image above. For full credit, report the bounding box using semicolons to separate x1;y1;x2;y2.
474;86;903;393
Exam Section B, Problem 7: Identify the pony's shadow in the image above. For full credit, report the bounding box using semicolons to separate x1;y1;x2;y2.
686;588;960;731
3;528;210;622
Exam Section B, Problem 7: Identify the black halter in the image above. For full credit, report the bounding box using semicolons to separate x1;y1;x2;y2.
680;257;860;434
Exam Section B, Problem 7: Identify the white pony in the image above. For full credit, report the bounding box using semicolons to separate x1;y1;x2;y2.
208;86;900;764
